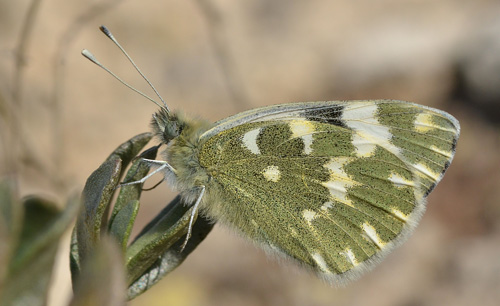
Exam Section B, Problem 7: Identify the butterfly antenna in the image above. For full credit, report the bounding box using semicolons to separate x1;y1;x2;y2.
99;25;169;112
81;49;165;110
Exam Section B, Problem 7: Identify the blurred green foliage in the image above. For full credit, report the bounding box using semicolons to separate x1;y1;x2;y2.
0;133;214;305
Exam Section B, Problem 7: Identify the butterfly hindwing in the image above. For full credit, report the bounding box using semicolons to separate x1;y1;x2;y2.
195;100;459;284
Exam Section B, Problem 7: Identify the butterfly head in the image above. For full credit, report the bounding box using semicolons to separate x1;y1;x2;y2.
151;107;184;144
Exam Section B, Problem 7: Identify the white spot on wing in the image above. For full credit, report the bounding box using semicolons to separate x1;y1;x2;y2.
341;249;359;266
289;120;315;155
414;163;440;181
342;103;399;157
321;201;333;211
430;145;452;158
262;165;281;182
302;134;314;154
322;181;350;204
302;210;317;222
351;134;377;157
312;252;331;273
322;158;357;207
362;223;386;248
242;128;262;154
391;208;409;221
388;172;414;188
415;113;456;133
414;113;435;132
290;120;315;138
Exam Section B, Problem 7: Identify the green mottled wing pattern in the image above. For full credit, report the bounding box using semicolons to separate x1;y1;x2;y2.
197;100;459;284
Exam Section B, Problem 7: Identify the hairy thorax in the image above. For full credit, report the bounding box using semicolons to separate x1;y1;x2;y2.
162;112;213;203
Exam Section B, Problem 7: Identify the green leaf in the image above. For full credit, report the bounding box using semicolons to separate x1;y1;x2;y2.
69;235;127;306
127;204;213;299
71;133;215;300
0;179;22;289
70;227;80;288
125;196;200;285
72;133;153;280
109;200;140;251
77;158;121;264
109;144;159;231
106;132;153;178
1;194;80;306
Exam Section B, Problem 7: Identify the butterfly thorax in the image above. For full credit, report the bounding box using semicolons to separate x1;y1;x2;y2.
152;109;213;203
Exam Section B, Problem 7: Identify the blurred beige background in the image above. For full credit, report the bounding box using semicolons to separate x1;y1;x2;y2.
1;0;500;305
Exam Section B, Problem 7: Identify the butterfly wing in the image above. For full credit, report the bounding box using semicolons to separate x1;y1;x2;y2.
198;100;459;284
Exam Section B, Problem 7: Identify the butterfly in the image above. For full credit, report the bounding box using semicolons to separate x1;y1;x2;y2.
141;100;459;285
85;26;460;285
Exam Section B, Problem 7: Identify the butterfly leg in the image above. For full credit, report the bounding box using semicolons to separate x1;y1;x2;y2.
180;185;206;252
119;158;176;187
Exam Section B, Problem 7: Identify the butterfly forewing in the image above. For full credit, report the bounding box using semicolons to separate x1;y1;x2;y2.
197;100;459;284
